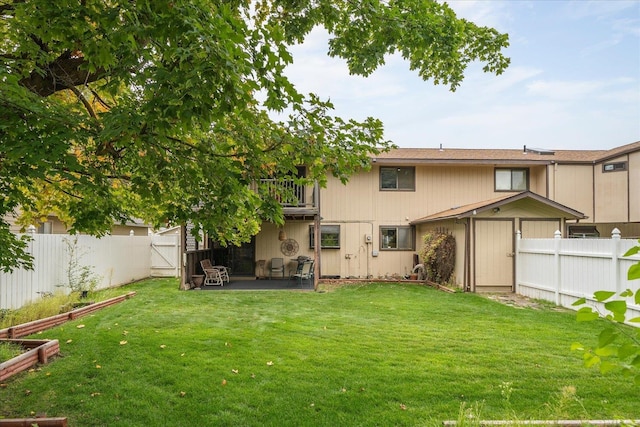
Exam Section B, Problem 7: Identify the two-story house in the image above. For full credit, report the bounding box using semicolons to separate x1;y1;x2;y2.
246;140;639;292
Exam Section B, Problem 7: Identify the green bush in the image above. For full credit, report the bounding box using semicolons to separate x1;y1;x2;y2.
572;239;640;387
419;230;455;283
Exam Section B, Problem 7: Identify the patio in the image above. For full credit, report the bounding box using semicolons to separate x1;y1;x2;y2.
194;276;313;291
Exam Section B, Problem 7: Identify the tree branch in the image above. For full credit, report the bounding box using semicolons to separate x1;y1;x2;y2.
19;54;106;97
66;84;97;120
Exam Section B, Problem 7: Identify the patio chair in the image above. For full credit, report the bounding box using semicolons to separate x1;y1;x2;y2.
200;260;224;287
201;259;230;283
269;257;285;279
291;260;314;288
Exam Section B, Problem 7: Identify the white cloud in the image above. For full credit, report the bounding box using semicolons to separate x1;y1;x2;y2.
279;1;639;150
526;80;605;101
445;0;514;30
566;0;639;19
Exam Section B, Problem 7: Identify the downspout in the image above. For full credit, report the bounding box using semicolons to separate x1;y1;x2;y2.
626;154;630;223
313;181;321;291
180;224;187;290
592;161;596;223
464;218;471;292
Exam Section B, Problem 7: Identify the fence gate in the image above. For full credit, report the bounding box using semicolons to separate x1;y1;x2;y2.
151;234;180;277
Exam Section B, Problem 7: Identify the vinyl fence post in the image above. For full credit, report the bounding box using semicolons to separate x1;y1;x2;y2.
515;230;521;294
611;228;621;294
554;230;562;306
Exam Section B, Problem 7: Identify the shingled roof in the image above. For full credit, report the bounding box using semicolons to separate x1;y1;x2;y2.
410;191;586;224
372;141;640;165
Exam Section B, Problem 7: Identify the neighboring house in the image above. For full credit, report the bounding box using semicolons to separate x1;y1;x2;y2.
5;212;151;236
238;140;639;292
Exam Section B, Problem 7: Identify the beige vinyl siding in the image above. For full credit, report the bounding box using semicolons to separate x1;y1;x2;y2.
594;154;629;223
321;173;376;222
593;223;640;239
417;166;492;214
340;222;375;279
529;165;548;197
629;151;640;222
324;164;560;226
552;164;594;222
520;219;561;238
110;225;149;236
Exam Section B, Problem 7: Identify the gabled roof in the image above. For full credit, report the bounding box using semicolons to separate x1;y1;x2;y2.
410;191;586;224
373;141;640;165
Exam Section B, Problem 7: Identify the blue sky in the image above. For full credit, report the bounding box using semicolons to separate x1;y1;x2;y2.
283;0;640;150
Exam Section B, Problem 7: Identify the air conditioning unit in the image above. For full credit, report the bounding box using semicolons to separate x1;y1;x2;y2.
364;234;372;243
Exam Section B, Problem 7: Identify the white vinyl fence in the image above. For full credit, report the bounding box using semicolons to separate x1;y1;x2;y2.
516;229;640;323
0;233;180;310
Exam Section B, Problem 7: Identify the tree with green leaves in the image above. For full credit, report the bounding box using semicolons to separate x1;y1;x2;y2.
0;0;510;271
572;242;640;386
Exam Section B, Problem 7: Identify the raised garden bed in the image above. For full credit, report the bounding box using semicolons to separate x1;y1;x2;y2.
0;417;68;426
0;291;136;383
0;292;136;339
0;339;59;382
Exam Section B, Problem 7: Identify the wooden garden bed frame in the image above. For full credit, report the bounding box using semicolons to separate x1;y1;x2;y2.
0;292;136;339
0;292;136;382
0;339;60;382
0;417;68;426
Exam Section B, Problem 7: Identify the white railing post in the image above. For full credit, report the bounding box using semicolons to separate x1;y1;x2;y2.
611;228;621;293
554;230;562;305
515;230;521;294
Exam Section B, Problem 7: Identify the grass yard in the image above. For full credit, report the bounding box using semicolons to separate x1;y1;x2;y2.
1;278;637;426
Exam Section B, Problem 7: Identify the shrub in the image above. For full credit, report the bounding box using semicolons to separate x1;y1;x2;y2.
63;236;100;294
419;230;455;283
572;240;640;387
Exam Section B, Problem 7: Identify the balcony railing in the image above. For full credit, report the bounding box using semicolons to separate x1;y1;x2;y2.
256;179;318;215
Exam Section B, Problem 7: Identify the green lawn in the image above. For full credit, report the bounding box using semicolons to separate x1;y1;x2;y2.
1;279;637;426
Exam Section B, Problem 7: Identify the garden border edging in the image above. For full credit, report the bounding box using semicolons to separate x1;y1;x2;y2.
0;292;136;339
0;292;136;383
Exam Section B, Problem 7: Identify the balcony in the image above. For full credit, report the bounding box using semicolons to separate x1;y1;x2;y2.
257;178;319;219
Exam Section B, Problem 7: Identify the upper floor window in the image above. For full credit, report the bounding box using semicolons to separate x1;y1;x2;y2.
380;226;414;250
495;168;528;191
380;167;415;191
309;225;340;249
602;162;626;173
